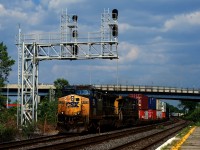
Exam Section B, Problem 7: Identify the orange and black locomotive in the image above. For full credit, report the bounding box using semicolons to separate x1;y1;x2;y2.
57;86;139;133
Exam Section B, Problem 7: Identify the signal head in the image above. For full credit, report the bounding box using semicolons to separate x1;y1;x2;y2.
72;15;78;22
72;30;78;38
112;9;118;20
112;24;118;37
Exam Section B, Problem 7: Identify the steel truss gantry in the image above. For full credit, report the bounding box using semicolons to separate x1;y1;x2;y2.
16;9;119;126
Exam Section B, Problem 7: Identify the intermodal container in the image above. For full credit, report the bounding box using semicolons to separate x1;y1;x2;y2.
139;110;148;120
129;94;148;110
156;99;162;110
157;110;162;119
148;109;157;120
162;112;166;119
161;102;166;112
166;106;170;118
148;97;156;110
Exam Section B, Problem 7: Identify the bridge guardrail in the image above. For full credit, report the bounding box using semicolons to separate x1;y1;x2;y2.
93;85;200;94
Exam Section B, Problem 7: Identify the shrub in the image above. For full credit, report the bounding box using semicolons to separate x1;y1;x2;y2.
185;108;200;122
21;123;36;139
0;124;17;143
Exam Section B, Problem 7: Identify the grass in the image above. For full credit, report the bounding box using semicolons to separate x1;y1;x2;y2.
176;125;193;138
161;125;194;150
195;122;200;126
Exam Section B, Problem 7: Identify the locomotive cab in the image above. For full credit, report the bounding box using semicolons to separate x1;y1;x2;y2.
57;94;90;133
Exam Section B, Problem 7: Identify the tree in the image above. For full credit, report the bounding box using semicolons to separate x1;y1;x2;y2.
0;95;7;109
185;108;200;122
36;96;58;133
166;103;181;113
178;100;198;113
0;42;15;109
0;42;15;87
53;78;69;98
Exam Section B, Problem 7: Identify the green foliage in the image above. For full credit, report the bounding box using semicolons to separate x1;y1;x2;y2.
0;42;15;110
7;106;17;116
0;108;18;142
176;126;192;138
166;103;180;113
0;107;16;124
0;42;15;87
54;78;70;98
195;122;200;126
38;98;58;125
178;101;198;113
0;95;6;110
185;108;200;122
0;123;17;142
21;123;36;139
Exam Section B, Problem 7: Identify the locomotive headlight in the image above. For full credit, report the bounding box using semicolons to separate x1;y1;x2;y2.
61;111;64;114
71;95;74;102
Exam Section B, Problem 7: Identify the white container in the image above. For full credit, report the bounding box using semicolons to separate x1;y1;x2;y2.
156;110;162;119
161;102;166;112
156;99;162;110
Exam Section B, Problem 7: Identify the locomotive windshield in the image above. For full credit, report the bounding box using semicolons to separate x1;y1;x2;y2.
75;89;91;95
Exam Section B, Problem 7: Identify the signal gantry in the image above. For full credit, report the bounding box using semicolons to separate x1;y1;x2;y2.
16;9;119;126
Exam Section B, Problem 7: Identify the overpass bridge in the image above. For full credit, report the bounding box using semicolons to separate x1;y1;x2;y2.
1;84;55;96
1;84;200;101
94;85;200;101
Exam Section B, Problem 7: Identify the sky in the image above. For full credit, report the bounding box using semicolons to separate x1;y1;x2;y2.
1;0;200;91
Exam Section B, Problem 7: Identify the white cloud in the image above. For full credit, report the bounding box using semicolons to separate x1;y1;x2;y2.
0;2;50;30
0;24;3;30
46;0;85;10
118;42;139;63
119;23;134;33
0;4;5;14
152;36;163;42
0;4;28;31
138;44;169;65
163;11;200;31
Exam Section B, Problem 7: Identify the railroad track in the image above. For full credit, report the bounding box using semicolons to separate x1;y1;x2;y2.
0;134;77;150
0;119;183;150
26;120;181;150
111;121;188;150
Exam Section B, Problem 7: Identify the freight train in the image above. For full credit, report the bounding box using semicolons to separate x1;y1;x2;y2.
57;86;169;133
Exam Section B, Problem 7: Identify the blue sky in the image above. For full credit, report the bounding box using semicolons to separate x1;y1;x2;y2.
0;0;200;90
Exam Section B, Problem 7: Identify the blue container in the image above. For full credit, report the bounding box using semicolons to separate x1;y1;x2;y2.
148;97;156;109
